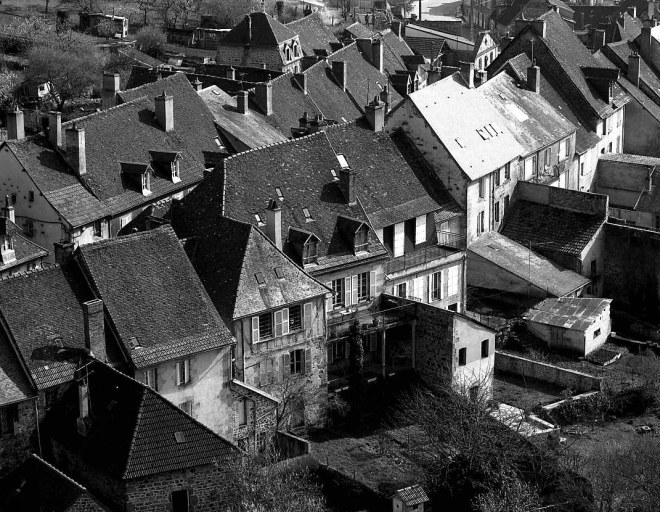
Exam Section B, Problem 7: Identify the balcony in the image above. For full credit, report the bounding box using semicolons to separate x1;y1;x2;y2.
438;231;467;250
386;241;463;274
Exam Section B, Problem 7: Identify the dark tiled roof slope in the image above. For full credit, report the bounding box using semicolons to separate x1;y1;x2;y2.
602;41;660;104
501;199;604;256
287;12;341;55
0;265;97;389
0;330;34;405
76;226;234;369
379;30;415;75
174;216;328;320
404;37;445;61
497;0;573;27
344;22;375;40
0;455;107;512
45;362;237;481
223;12;297;46
118;47;165;68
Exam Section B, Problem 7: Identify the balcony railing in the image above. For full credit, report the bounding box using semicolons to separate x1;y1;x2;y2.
438;231;467;250
386;240;463;274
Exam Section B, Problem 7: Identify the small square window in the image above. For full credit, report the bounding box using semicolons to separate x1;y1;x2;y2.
302;207;312;221
458;347;467;366
593;328;601;339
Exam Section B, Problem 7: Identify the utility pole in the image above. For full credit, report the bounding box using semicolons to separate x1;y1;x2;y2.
419;0;422;21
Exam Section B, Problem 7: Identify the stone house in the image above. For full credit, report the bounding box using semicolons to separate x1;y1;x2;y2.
172;214;329;432
488;11;629;192
0;196;47;278
44;361;239;512
0;73;220;261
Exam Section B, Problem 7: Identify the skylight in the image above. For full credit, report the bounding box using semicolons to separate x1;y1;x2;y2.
330;169;338;181
274;267;284;279
336;154;349;169
303;207;311;219
275;187;284;201
174;432;186;443
254;213;264;226
477;128;490;140
255;272;266;285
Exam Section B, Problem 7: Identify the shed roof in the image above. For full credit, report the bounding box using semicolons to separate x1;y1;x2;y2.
524;297;611;331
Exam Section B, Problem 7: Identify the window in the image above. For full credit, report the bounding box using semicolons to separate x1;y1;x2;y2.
141;172;150;193
253;312;273;341
331;279;344;308
275;187;284;201
494;201;500;223
172;161;180;180
254;272;265;285
494;169;500;187
458;347;467;366
448;265;459;296
544;148;551;167
607;142;612;153
580;162;585;176
332;339;345;360
238;399;247;425
143;368;158;391
274;308;290;337
274;267;284;279
564;138;570;157
28;190;34;202
478;177;485;198
431;271;441;301
357;272;370;301
0;405;18;437
176;359;191;386
355;226;368;253
397;282;407;298
476;211;485;236
593;328;601;339
24;219;34;237
481;340;489;358
93;220;102;238
120;215;130;229
302;207;312;221
504;162;510;180
289;305;302;331
448;303;458;312
290;349;304;374
171;489;190;512
302;240;317;264
393;222;404;257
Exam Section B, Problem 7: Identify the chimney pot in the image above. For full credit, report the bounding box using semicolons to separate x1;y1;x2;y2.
155;92;174;132
339;167;357;205
49;111;61;148
65;125;86;176
331;60;347;91
101;72;120;110
83;299;106;362
2;195;14;223
7;109;24;140
527;64;541;93
255;82;273;116
265;198;282;250
237;90;249;114
459;61;475;88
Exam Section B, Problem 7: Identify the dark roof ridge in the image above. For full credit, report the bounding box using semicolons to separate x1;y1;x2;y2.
0;262;60;281
60;97;152;128
30;454;88;492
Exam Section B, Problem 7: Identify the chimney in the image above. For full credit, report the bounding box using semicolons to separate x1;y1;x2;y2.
226;67;236;80
551;4;559;12
628;51;641;86
339;166;357;206
356;38;372;58
6;109;24;140
265;199;282;250
192;78;203;92
101;72;120;110
372;39;384;73
592;28;606;51
83;299;106;362
65;125;86;176
365;97;385;132
332;60;347;91
459;61;475;88
531;19;547;38
155;92;174;132
640;23;652;62
54;240;75;264
294;72;308;94
527;64;541;93
627;6;637;18
237;90;249;114
379;84;391;112
501;33;514;49
49;111;61;148
391;20;403;39
255;82;273;115
299;111;309;128
2;195;14;222
514;17;529;36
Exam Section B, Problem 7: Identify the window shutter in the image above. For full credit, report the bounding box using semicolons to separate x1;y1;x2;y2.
415;215;426;245
251;316;260;342
344;277;351;306
304;303;313;329
442;269;449;299
282;308;290;335
369;270;376;298
304;348;312;374
327;343;334;364
274;310;283;337
427;274;433;303
351;275;358;305
184;359;190;383
176;362;182;385
282;352;290;379
325;283;332;312
394;222;405;257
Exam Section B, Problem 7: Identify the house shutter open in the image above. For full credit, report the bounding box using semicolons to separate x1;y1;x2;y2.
274;310;283;337
304;348;312;374
304;302;313;330
414;276;424;300
282;308;290;335
251;317;260;342
325;283;332;312
415;215;426;245
394;222;405;257
427;274;433;303
351;275;358;304
369;270;376;299
443;269;449;299
344;277;352;306
281;352;290;379
176;361;182;385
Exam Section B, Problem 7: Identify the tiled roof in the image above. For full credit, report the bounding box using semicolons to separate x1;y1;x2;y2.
344;22;375;40
468;232;590;296
379;30;415;75
0;329;34;405
524;297;611;331
198;85;287;149
0;264;98;390
287;12;341;55
118;46;165;68
403;36;445;61
616;13;643;41
174;216;328;320
394;484;429;505
44;361;237;481
76;226;234;369
222;12;298;46
0;233;48;272
407;73;524;180
497;0;573;27
0;455;107;512
602;40;660;105
501;199;605;256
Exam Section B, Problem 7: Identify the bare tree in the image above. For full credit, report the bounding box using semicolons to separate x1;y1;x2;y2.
475;478;542;512
135;25;167;57
137;0;159;25
0;68;19;111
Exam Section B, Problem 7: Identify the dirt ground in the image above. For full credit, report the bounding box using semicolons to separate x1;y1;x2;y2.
493;372;563;411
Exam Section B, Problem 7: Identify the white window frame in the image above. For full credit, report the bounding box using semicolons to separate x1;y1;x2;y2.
176;359;191;386
448;265;459;297
143;368;158;391
415;215;426;245
238;398;247;425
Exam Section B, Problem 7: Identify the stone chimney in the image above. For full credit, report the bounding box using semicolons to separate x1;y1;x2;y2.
192;78;203;92
459;61;475;88
155;92;174;132
628;51;641;86
2;195;14;222
640;22;652;62
265;199;282;250
332;60;347;91
7;109;24;140
356;38;372;58
592;29;606;51
531;19;547;38
372;39;384;73
391;20;403;39
255;82;273;115
83;299;106;362
339;165;357;206
627;6;636;18
294;72;307;94
226;67;236;80
49;111;62;148
245;14;252;44
237;90;249;114
365;97;385;132
514;17;529;36
54;240;75;264
527;64;541;93
65;125;86;177
101;72;120;110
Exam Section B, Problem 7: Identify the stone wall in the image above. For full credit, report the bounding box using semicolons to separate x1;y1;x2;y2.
230;383;277;450
0;399;37;478
515;181;608;216
412;301;454;392
495;351;602;393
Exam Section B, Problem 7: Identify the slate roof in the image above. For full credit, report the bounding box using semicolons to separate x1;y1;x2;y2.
468;232;590;296
0;233;48;273
198;85;287;149
76;226;234;369
616;13;643;41
344;22;375;40
0;455;107;512
44;361;237;481
0;264;98;390
404;36;446;62
524;297;612;331
500;199;605;257
407;73;524;180
616;75;660;122
0;329;34;405
174;216;328;320
497;0;574;27
223;12;297;46
118;46;165;68
286;12;342;55
601;40;660;105
379;29;415;75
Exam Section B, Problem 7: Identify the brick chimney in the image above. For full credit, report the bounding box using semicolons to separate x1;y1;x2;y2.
531;19;547;38
65;125;86;177
255;82;273;115
640;22;652;63
2;195;14;222
628;51;641;86
265;199;282;250
49;111;61;148
592;29;606;51
83;299;106;362
331;60;347;91
155;92;174;132
54;240;75;264
459;61;475;88
365;97;385;132
294;72;307;94
237;90;249;114
101;72;120;110
527;64;540;93
339;165;357;206
7;109;24;140
372;39;384;73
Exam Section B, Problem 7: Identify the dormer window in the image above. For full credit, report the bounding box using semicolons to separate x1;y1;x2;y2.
355;226;368;253
120;162;153;197
302;207;313;222
302;239;318;265
141;173;150;193
330;169;338;181
149;150;182;183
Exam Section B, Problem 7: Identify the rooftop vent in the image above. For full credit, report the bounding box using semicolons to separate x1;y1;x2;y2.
255;272;266;285
174;431;186;443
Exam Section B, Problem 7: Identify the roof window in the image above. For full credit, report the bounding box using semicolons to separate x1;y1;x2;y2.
336;154;349;169
274;267;284;279
302;207;313;222
330;169;338;181
174;432;186;443
455;137;465;148
254;213;265;226
275;187;284;201
255;272;266;285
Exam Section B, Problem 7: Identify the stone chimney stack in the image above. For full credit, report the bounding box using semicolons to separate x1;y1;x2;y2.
459;61;475;89
101;72;120;110
255;82;273;115
628;51;641;86
49;111;62;148
155;92;174;132
339;165;357;206
2;195;14;223
527;64;541;93
65;125;86;177
332;60;347;91
627;6;637;18
54;241;75;265
531;19;547;38
640;21;653;62
294;72;308;94
265;199;282;250
365;97;385;132
7;109;24;140
83;299;106;362
237;90;249;114
592;28;606;51
372;39;384;73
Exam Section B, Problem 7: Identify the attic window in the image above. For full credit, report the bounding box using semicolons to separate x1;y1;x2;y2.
330;169;339;181
127;336;139;349
275;187;284;201
455;137;465;148
174;432;186;443
302;239;318;264
484;125;496;137
274;267;284;278
214;137;222;147
255;272;266;285
355;226;368;253
302;207;313;222
336;154;349;169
